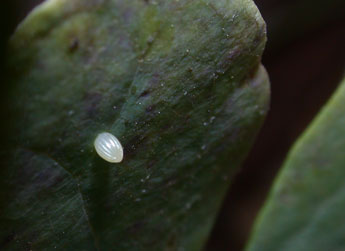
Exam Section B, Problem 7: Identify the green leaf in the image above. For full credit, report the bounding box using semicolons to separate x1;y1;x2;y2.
246;77;345;251
0;0;269;250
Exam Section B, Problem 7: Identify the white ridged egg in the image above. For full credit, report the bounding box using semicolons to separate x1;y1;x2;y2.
94;132;123;163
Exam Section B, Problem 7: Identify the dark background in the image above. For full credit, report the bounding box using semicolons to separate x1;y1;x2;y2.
1;0;345;250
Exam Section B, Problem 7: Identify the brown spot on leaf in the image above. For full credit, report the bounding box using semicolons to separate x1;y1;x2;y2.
68;38;79;52
139;89;150;97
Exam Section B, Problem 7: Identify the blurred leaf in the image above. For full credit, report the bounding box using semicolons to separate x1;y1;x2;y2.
246;77;345;251
0;0;269;250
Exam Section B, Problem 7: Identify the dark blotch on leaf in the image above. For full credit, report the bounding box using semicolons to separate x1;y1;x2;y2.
123;135;147;159
139;89;150;98
68;38;79;52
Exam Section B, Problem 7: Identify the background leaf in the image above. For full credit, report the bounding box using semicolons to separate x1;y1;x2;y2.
0;0;269;250
246;76;345;251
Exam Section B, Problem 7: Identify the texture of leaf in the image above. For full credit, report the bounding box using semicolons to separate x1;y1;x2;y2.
246;77;345;251
0;0;269;250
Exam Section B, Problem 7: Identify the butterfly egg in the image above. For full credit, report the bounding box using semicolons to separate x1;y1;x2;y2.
94;132;123;163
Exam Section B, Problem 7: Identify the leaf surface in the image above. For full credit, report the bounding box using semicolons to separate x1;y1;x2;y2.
247;77;345;251
1;0;269;250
